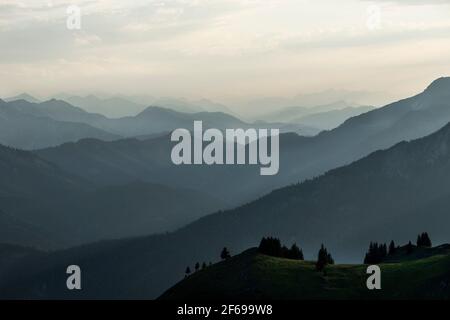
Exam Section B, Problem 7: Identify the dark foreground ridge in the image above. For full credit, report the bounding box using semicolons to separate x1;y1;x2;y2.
160;244;450;300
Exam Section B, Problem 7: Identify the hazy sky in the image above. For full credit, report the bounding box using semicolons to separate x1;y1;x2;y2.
1;0;450;108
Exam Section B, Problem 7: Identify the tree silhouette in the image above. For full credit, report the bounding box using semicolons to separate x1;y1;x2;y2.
258;237;305;260
281;245;290;258
364;242;388;264
381;243;387;257
221;247;231;260
258;237;282;257
316;244;334;271
185;266;191;277
195;262;200;272
327;253;334;265
417;232;432;247
288;243;304;260
202;262;207;270
364;242;387;264
422;232;432;247
406;241;414;254
388;240;396;255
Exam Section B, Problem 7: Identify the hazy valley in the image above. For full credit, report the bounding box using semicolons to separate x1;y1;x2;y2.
2;78;450;299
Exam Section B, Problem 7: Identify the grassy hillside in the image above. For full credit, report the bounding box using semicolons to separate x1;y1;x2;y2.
160;247;450;300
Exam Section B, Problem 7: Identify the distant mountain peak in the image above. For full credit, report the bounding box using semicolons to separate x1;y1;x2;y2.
139;105;176;115
45;98;73;106
424;77;450;95
5;93;40;103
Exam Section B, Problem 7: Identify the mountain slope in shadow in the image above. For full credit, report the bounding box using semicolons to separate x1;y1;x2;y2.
0;143;226;248
295;105;374;130
5;115;450;299
33;78;450;206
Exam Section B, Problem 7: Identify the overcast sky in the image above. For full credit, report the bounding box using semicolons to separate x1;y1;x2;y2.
1;0;450;109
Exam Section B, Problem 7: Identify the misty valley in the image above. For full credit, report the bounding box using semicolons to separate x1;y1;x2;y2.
4;2;450;314
2;78;450;300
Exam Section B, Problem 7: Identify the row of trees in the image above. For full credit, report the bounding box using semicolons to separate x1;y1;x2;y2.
364;242;389;264
364;232;432;264
258;237;304;260
185;232;434;278
258;237;334;271
185;262;212;277
185;247;232;277
185;239;337;277
417;232;432;247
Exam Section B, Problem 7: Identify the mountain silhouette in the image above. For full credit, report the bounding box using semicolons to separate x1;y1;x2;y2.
0;99;119;149
32;78;450;206
5;110;450;298
5;97;314;148
0;142;225;247
0;143;86;198
56;95;236;118
54;94;146;118
5;93;40;103
294;105;374;130
0;143;91;247
262;100;362;122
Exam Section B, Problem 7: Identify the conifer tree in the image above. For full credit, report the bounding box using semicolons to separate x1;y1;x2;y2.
316;244;327;271
316;244;333;271
258;237;267;253
221;247;231;260
417;232;432;247
327;253;334;265
406;241;413;254
259;237;305;260
416;234;422;247
281;245;290;258
288;243;304;260
299;248;304;261
381;243;387;258
388;240;396;255
185;266;191;277
258;237;282;257
423;232;432;247
364;242;388;264
364;253;369;264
